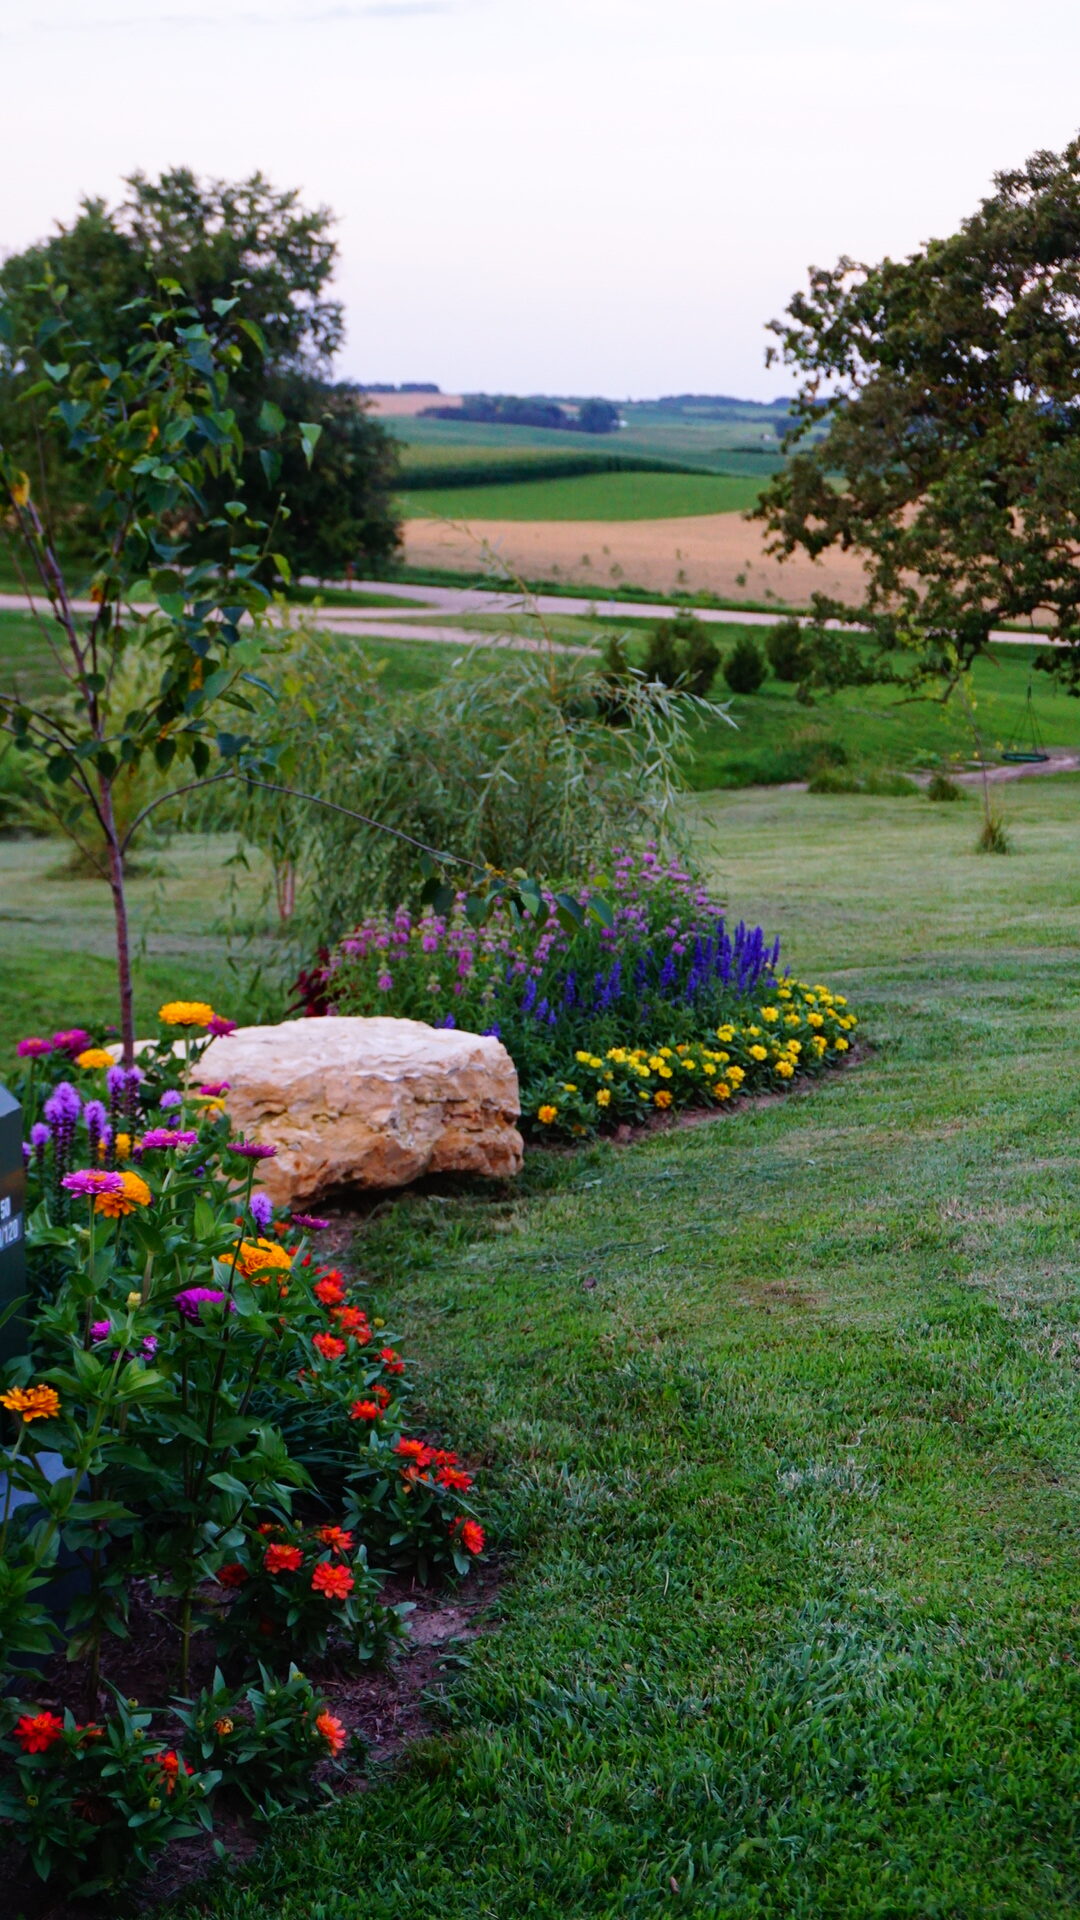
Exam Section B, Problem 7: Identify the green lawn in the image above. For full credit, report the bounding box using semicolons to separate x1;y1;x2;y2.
400;470;765;522
4;774;1080;1912
684;637;1079;785
139;772;1079;1919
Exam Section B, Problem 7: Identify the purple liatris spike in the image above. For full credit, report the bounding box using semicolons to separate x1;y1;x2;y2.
249;1190;273;1230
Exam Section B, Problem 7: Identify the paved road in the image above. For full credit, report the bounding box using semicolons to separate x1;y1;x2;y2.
1;584;1063;656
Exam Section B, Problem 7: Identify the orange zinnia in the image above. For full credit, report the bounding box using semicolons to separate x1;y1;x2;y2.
263;1542;303;1574
315;1710;347;1755
310;1560;354;1600
312;1332;347;1361
232;1238;293;1282
94;1170;151;1217
315;1525;355;1555
1;1383;61;1423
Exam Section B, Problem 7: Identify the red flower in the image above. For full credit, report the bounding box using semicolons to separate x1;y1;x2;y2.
349;1398;382;1422
432;1448;459;1467
312;1332;347;1362
311;1560;355;1600
372;1383;391;1407
394;1436;434;1468
315;1525;355;1556
216;1561;249;1588
314;1276;346;1307
15;1711;64;1754
379;1347;405;1375
264;1542;303;1574
334;1306;370;1340
437;1466;474;1492
315;1709;347;1755
257;1521;284;1536
452;1519;485;1556
149;1749;193;1795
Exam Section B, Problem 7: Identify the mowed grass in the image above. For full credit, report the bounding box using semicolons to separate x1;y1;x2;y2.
143;775;1080;1920
399;470;765;522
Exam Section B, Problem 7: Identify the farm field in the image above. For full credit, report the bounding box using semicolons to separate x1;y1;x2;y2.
387;400;790;476
7;778;1078;1918
403;509;872;603
399;470;764;521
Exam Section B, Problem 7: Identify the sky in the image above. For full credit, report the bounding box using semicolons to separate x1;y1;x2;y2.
2;0;1080;399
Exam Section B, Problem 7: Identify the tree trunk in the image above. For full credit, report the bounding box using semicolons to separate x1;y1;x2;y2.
99;779;135;1065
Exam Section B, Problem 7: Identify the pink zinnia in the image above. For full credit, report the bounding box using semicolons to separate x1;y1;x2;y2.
62;1169;125;1197
227;1140;276;1160
17;1037;53;1058
141;1128;198;1151
207;1015;237;1037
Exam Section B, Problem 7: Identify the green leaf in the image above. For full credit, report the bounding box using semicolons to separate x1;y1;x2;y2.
298;420;323;468
271;550;292;584
212;296;240;316
42;360;70;383
258;399;286;436
237;317;267;357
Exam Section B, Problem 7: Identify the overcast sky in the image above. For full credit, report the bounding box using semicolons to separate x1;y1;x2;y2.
3;0;1079;398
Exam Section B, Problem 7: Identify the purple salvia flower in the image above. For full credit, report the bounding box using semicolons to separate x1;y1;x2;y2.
160;1088;183;1111
44;1082;81;1125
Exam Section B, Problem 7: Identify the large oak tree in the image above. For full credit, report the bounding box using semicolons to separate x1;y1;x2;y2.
756;138;1080;693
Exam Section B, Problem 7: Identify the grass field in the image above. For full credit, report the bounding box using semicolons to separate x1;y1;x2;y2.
399;471;765;522
6;777;1079;1916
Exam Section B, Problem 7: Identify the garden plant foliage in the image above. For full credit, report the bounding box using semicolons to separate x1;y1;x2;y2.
298;848;858;1134
0;1009;484;1893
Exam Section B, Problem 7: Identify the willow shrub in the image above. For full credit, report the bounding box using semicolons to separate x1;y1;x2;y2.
211;619;731;951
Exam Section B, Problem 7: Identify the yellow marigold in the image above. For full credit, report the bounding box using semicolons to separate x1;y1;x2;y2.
702;1062;716;1076
775;1059;795;1079
114;1132;131;1161
807;1012;824;1029
561;1083;578;1094
654;1089;673;1109
658;1065;673;1080
75;1048;114;1070
835;995;848;1007
716;1025;734;1043
232;1238;293;1281
715;1082;731;1099
787;1040;802;1054
596;1088;611;1107
761;1007;778;1023
728;1065;745;1085
158;1001;215;1028
537;1105;558;1125
575;1051;591;1064
647;1056;664;1072
785;1014;801;1028
94;1170;151;1217
834;1036;850;1051
1;1384;61;1423
749;1045;768;1063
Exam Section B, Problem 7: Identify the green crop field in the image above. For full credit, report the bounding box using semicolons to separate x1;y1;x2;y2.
399;470;766;522
388;400;790;479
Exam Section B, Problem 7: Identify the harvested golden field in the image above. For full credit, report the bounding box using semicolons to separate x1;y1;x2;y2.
366;391;462;416
403;511;871;604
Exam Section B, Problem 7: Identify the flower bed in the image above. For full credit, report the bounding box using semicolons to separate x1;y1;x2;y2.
0;1008;484;1898
296;848;859;1137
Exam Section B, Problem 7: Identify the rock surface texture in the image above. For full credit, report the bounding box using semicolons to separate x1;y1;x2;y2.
197;1016;523;1207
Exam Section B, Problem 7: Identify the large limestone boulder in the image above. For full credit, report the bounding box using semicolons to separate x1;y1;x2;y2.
197;1017;523;1208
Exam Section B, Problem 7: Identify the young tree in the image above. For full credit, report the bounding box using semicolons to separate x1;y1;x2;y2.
755;137;1080;692
0;283;303;1060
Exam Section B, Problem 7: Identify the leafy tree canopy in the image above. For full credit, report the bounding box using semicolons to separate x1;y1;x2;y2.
0;169;401;578
755;137;1080;694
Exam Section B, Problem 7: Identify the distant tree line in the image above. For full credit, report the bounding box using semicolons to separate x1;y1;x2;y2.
421;395;621;434
0;169;403;580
